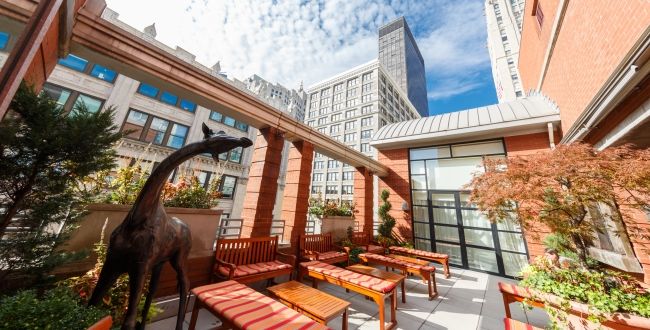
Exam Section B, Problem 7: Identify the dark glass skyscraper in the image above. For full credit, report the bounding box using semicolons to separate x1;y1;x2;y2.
378;17;429;117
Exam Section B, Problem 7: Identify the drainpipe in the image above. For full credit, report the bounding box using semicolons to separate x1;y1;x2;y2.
547;122;556;149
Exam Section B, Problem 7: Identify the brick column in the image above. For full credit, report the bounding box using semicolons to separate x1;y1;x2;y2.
354;166;374;237
280;141;314;247
240;127;284;237
377;149;413;242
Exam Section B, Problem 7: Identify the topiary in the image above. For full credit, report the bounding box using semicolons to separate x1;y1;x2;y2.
377;189;396;246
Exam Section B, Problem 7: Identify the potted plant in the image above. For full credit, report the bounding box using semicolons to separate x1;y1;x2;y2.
469;143;650;328
308;195;355;241
377;189;397;247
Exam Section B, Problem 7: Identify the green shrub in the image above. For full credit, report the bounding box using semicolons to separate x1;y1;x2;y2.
0;287;107;330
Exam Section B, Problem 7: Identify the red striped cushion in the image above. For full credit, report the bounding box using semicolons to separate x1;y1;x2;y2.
317;251;347;261
218;260;292;278
360;245;385;253
302;261;397;293
360;253;436;272
498;282;533;299
389;246;448;259
504;318;542;330
192;281;329;330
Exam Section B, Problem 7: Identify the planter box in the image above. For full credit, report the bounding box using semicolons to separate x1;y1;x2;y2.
56;203;222;297
320;215;355;242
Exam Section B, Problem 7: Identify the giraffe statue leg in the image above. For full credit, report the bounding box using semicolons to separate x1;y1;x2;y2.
122;266;148;330
88;258;122;307
137;263;163;330
170;249;190;330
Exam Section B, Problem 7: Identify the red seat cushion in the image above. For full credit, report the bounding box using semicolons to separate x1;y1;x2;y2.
317;251;347;261
192;281;329;330
360;253;436;272
302;261;397;293
504;318;542;330
218;260;292;278
389;246;448;260
498;282;533;299
360;245;385;254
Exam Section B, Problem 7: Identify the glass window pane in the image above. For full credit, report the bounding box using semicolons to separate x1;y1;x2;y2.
180;99;196;112
426;158;484;190
411;175;426;189
210;111;223;122
503;252;529;277
467;247;499;272
58;54;88;72
123;110;148;139
126;110;148;126
144;117;169;145
497;217;521;231
74;94;103;113
410;160;425;174
430;193;455;207
415;238;432;251
451;140;504;157
464;228;495;248
432;208;457;225
138;83;159;98
412;191;427;205
410;146;451;160
167;124;188;149
224;116;236;127
90;64;117;82
0;32;9;50
461;209;491;228
414;222;431;239
436;242;462;265
499;232;527;253
235;121;248;132
229;147;242;163
42;84;71;108
434;225;459;243
160;91;178;106
220;176;236;198
412;206;428;222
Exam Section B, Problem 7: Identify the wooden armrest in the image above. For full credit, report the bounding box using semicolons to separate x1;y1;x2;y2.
276;251;296;266
332;244;347;252
213;258;237;279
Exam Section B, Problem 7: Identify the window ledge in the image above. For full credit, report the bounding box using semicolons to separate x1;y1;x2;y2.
588;247;644;273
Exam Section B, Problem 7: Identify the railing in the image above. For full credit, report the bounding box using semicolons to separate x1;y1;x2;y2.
270;220;284;240
217;218;242;240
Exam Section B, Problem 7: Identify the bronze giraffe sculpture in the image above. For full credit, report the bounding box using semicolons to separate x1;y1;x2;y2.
89;124;253;330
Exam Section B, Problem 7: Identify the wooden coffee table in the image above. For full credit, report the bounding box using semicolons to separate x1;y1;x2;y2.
268;281;350;330
347;264;407;304
388;254;430;269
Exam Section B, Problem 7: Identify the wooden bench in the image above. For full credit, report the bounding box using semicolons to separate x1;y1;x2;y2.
300;260;398;330
498;282;544;319
359;253;438;300
389;246;450;278
504;318;543;330
212;236;295;284
188;281;329;330
300;233;349;265
349;232;385;254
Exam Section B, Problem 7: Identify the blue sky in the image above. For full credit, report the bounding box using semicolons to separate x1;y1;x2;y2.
105;0;497;116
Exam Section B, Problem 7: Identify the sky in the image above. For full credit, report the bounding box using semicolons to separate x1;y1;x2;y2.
105;0;497;116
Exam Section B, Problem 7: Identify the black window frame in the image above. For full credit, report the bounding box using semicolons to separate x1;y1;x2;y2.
41;83;106;115
121;108;189;149
57;54;118;84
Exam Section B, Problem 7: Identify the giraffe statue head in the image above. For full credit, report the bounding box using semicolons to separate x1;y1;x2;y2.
201;122;253;161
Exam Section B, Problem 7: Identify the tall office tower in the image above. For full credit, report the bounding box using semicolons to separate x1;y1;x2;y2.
306;60;421;226
378;17;429;117
485;0;526;102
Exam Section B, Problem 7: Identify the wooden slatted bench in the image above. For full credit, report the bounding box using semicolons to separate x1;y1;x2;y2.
300;233;348;265
359;253;438;300
349;232;385;255
300;260;398;330
389;246;450;278
188;281;330;330
213;236;295;284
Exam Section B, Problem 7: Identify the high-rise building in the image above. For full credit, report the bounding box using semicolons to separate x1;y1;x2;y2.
378;17;429;117
306;60;421;226
485;0;526;102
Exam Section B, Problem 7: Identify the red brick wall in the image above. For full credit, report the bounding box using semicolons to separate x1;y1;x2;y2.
377;148;413;242
354;167;374;237
518;0;650;133
281;141;313;246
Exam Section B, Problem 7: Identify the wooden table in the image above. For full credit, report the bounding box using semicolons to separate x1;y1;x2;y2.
388;254;431;269
347;264;407;304
268;281;351;330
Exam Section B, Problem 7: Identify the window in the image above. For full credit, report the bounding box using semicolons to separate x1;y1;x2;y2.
309;110;317;118
218;175;237;199
313;173;323;182
328;160;340;169
344;133;356;142
0;32;9;50
314;161;324;169
58;54;88;72
330;124;340;134
318;117;327;125
362;72;373;81
321;88;330;97
347;88;357;97
315;152;324;158
535;1;544;27
122;109;188;149
307;120;315;127
347;78;358;87
58;54;118;83
137;83;160;98
311;185;322;194
346;110;357;118
180;99;197;113
310;100;318;109
89;65;118;83
515;91;523;97
334;84;343;92
361;105;374;114
333;93;343;101
160;91;179;106
327;172;339;181
320;98;330;106
342;171;354;181
344;121;356;130
342;185;353;195
361;117;373;127
228;147;243;163
333;103;343;111
137;83;198;113
74;94;103;114
331;113;341;121
361;129;373;139
362;83;373;93
319;108;328;116
362;94;373;103
326;185;339;194
41;83;104;114
210;111;223;122
235;121;248;132
317;127;326;134
346;99;357;107
360;143;371;153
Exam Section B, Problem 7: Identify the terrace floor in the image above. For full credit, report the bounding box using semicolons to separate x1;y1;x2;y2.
150;267;549;330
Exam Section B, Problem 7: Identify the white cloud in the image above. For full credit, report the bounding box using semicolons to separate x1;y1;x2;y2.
105;0;492;100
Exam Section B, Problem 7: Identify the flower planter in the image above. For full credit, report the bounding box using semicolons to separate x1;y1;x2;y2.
320;215;355;242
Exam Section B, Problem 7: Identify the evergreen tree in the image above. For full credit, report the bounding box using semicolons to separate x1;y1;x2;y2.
377;189;396;246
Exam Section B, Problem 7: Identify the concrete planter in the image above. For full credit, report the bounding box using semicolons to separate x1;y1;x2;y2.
320;215;355;242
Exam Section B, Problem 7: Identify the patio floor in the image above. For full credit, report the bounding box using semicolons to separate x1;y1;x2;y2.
149;267;549;330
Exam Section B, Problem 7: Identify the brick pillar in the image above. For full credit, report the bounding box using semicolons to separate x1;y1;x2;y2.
280;141;314;247
377;149;413;242
354;166;374;237
240;127;284;237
